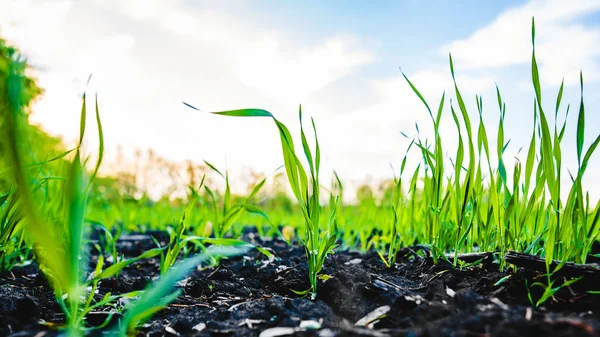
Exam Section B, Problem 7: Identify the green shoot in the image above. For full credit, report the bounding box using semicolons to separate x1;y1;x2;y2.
203;161;272;238
117;245;250;336
184;104;338;299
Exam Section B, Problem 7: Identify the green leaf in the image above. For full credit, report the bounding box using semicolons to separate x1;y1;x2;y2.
377;251;391;268
493;275;512;286
532;34;557;202
576;72;585;166
90;94;104;181
212;108;273;118
401;69;434;122
290;288;311;296
118;246;246;335
449;53;455;79
555;79;564;119
203;160;224;179
137;247;166;260
78;93;87;146
243;177;267;204
299;106;315;178
531;17;536;48
96;259;135;280
581;134;600;173
318;274;333;281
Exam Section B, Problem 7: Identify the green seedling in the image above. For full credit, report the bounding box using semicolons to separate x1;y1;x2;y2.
203;161;278;239
0;192;30;272
152;175;275;275
378;17;600;271
156;176;207;275
75;243;165;330
525;263;583;307
2;19;600;336
2;58;149;335
116;245;250;336
184;104;338;299
383;139;415;267
3;59;198;335
94;223;124;277
4;57;95;335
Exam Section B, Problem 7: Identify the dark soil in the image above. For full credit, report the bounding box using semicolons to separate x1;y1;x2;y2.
1;229;599;337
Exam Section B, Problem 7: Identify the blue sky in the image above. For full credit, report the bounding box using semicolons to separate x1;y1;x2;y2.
1;0;599;199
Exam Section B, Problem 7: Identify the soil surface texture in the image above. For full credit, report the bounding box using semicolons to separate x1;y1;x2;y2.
1;229;599;337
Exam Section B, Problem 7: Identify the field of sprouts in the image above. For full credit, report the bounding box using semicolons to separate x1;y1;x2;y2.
1;19;600;337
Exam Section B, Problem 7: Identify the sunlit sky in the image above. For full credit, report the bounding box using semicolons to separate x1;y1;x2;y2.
1;0;600;199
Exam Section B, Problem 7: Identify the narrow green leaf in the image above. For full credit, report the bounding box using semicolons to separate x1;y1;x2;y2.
119;246;247;335
203;160;224;179
401;69;434;121
576;72;585;166
91;93;104;181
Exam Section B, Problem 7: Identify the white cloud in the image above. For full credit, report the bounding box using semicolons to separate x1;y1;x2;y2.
443;0;600;85
0;0;141;139
0;0;375;193
315;67;494;185
105;0;374;104
2;0;599;202
234;36;374;103
0;0;73;64
117;0;182;21
375;69;493;102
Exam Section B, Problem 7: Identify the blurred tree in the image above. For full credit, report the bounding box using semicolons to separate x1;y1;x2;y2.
0;34;65;192
356;183;375;206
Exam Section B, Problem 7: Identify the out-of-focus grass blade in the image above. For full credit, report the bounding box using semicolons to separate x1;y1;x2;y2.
28;149;77;167
242;204;285;240
118;246;248;335
5;59;69;290
90;94;104;181
182;236;273;260
95;247;165;281
0;193;9;207
245;177;267;203
78;93;87;145
65;151;86;303
204;160;224;178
